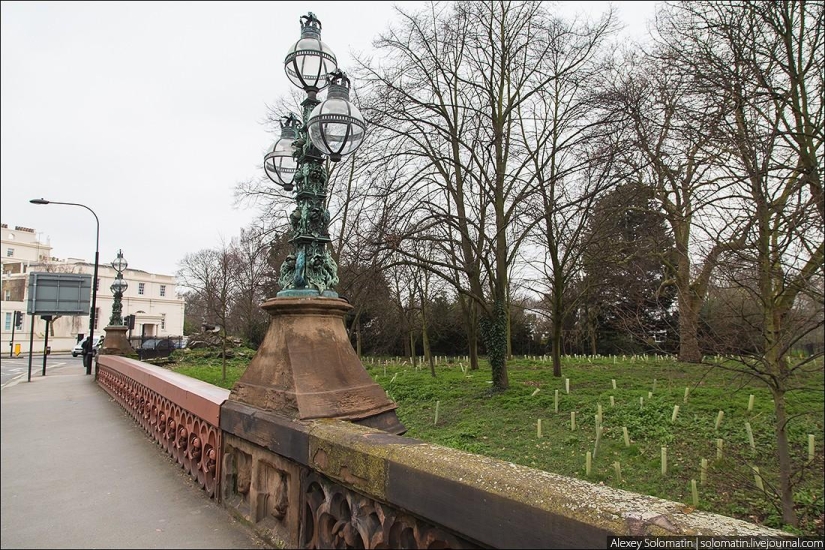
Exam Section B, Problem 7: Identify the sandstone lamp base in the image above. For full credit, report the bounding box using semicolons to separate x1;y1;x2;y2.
228;297;406;435
101;325;135;356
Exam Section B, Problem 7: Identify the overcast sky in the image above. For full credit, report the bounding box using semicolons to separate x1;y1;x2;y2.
1;1;659;277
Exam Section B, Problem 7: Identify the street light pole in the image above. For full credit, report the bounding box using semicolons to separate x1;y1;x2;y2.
227;12;405;435
30;198;99;376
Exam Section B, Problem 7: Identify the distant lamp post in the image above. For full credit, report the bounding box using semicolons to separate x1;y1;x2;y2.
109;250;128;326
226;12;405;436
101;249;135;358
30;198;99;376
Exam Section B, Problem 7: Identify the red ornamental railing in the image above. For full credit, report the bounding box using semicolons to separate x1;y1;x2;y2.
97;355;228;498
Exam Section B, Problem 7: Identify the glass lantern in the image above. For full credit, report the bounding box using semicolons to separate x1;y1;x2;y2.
306;71;366;162
110;277;128;294
284;13;337;92
111;249;128;272
264;115;300;190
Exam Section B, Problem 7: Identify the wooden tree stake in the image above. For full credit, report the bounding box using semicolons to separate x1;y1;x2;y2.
623;427;630;447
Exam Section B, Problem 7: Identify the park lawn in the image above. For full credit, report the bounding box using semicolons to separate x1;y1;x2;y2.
171;350;824;536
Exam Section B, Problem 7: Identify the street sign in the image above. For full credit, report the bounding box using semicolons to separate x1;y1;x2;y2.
26;272;92;316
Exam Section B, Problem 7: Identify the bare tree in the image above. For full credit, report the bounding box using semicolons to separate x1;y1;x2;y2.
230;228;270;347
357;1;617;390
514;5;618;375
658;0;823;526
177;244;239;381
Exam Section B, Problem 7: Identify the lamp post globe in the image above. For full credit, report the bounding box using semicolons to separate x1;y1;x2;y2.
264;114;301;191
284;12;337;94
111;249;128;272
110;277;128;295
306;71;366;162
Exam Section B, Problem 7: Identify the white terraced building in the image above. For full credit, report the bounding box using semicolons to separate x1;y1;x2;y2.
1;223;184;354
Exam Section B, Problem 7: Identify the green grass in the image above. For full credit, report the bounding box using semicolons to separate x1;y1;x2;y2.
170;350;824;537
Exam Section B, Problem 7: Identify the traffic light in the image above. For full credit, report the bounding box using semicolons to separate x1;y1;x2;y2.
14;311;23;329
126;314;136;330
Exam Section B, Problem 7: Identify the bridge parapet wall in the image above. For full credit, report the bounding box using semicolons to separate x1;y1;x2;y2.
97;356;791;549
221;400;791;549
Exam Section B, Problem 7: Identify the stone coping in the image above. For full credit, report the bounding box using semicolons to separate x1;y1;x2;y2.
98;355;229;427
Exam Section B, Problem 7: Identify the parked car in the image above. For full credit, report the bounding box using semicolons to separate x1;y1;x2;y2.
72;337;102;357
139;338;176;352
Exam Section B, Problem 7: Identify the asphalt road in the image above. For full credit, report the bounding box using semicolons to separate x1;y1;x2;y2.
0;352;83;388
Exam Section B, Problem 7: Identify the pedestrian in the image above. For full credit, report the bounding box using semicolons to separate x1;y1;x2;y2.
81;336;92;371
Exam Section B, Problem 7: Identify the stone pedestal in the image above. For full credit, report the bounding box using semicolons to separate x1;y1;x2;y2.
101;325;135;356
228;297;406;435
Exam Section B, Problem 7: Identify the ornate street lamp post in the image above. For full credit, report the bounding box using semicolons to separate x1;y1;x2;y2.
227;12;404;435
101;249;134;357
264;12;365;298
109;250;128;326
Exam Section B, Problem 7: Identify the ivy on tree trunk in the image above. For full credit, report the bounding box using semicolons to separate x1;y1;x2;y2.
479;301;509;391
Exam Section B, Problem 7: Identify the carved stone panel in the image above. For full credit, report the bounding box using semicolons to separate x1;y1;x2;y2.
301;471;480;549
222;433;303;548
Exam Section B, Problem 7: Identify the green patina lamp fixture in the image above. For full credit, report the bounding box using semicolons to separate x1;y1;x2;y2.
109;249;128;326
230;12;405;435
263;11;366;298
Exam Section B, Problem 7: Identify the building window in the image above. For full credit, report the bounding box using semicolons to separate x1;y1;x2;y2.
161;313;166;330
94;308;100;330
138;283;145;295
6;248;13;257
160;285;166;297
3;312;10;330
4;290;10;301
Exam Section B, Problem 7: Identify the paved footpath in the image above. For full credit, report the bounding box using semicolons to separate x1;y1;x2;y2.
1;360;272;549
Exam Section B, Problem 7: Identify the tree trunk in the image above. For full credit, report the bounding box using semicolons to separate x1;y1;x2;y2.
465;298;480;370
771;388;798;527
677;297;703;363
421;303;435;378
506;286;513;359
480;301;509;390
423;326;435;378
551;314;563;378
409;330;417;368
